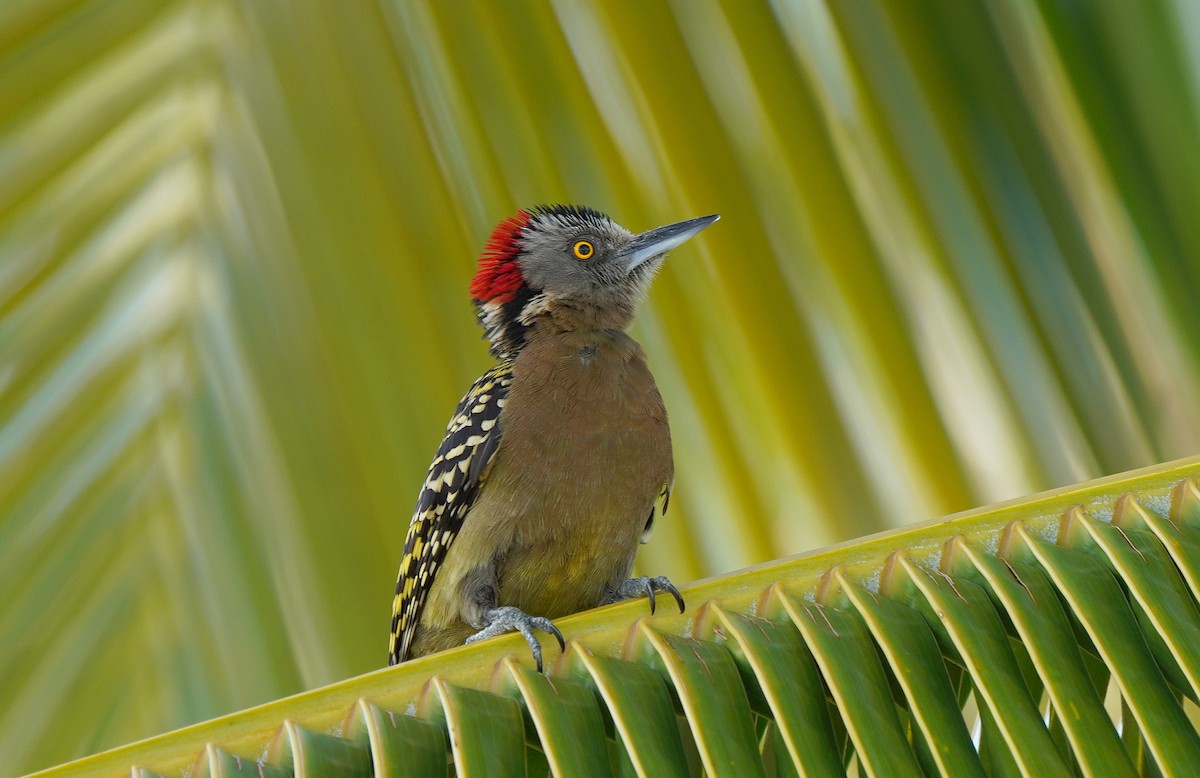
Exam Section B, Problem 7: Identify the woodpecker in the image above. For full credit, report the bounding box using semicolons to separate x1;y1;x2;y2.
389;204;718;671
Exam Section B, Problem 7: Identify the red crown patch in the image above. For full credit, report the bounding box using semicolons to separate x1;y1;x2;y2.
470;210;533;304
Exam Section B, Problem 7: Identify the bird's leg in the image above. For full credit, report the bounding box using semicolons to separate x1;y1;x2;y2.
603;576;686;615
465;606;565;673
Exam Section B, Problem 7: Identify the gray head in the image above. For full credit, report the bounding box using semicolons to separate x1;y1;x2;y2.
470;204;718;357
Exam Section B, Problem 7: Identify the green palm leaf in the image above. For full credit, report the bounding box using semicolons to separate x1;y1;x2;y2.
32;458;1200;776
5;0;1200;774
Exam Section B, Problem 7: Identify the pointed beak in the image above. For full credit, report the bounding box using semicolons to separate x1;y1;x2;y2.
622;213;720;275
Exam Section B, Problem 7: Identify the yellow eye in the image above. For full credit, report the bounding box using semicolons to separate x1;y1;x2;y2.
572;240;594;260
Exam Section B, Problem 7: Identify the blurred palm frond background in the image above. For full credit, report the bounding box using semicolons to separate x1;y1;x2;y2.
3;0;1200;773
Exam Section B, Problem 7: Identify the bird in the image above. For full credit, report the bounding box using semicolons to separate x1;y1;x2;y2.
388;204;719;671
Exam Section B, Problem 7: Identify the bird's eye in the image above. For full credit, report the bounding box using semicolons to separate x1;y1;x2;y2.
572;240;594;260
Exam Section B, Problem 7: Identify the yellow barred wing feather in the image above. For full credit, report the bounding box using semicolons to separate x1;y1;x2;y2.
388;361;513;664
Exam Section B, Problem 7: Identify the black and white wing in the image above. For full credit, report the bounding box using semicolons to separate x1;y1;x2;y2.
388;361;513;664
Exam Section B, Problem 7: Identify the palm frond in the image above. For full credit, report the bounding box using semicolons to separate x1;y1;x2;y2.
5;0;1200;773
36;458;1200;776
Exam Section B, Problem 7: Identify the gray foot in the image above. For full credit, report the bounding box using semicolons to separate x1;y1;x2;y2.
606;576;686;615
465;606;565;672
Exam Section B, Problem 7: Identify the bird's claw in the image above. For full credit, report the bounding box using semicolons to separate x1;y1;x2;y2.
612;575;686;615
466;606;565;673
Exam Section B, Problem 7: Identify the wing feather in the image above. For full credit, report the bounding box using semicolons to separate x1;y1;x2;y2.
641;479;672;544
389;361;513;664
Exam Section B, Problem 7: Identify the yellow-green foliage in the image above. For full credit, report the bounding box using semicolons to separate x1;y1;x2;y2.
3;0;1200;773
36;458;1200;776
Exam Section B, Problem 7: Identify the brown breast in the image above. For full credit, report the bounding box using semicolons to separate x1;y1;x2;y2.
475;327;673;615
